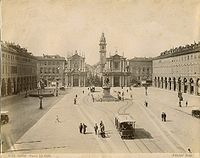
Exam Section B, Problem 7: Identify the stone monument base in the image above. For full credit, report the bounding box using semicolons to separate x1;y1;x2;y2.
101;86;117;102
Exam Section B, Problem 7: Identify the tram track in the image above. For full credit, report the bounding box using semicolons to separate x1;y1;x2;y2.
81;94;163;153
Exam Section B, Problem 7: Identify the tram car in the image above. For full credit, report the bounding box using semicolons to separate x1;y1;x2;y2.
114;114;136;139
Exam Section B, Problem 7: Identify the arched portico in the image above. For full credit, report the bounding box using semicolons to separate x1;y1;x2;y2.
197;79;200;96
178;77;181;92
189;78;194;94
161;77;164;88
183;78;188;93
169;78;171;90
164;77;167;89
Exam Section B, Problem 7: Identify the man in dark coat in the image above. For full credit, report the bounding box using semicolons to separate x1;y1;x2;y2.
79;123;83;133
83;123;87;134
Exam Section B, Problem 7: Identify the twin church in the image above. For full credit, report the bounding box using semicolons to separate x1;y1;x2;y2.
65;33;131;87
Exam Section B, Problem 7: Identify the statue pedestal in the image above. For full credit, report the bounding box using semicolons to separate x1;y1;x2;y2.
102;86;117;102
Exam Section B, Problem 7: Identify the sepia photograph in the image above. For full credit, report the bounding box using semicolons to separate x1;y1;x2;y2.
1;0;200;157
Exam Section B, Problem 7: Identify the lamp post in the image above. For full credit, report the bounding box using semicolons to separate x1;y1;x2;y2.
145;84;148;96
39;95;43;109
56;80;58;97
37;79;43;109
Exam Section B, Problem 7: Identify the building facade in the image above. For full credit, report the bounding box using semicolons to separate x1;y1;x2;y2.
99;33;130;87
65;51;87;87
153;42;200;96
103;53;131;87
1;42;37;96
36;54;66;87
129;57;153;85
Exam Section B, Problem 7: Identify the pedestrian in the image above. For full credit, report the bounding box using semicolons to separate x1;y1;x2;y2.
127;89;128;93
83;123;87;134
179;101;182;107
74;98;76;104
56;115;61;123
188;148;192;153
161;112;164;121
79;123;83;133
145;101;148;107
186;101;188;107
83;90;84;94
75;94;78;98
100;121;105;132
163;113;167;122
94;123;98;135
130;94;133;99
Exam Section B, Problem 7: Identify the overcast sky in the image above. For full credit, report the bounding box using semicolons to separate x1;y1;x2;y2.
2;0;200;65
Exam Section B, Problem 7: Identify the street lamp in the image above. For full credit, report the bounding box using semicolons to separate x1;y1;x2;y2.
39;95;43;109
37;79;43;109
145;84;148;96
56;79;59;97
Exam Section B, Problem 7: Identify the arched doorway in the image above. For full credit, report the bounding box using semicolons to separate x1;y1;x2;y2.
17;77;20;93
189;78;194;94
165;77;167;89
197;79;200;96
169;78;171;90
7;78;12;95
1;79;6;96
13;78;16;94
173;77;176;91
154;77;157;87
178;77;181;92
73;75;79;87
183;78;187;93
161;77;163;88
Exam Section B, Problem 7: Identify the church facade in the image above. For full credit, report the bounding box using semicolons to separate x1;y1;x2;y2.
65;51;87;87
99;33;131;87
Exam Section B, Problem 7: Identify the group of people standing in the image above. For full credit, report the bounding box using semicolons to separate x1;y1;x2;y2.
79;123;87;134
94;121;105;137
79;121;105;137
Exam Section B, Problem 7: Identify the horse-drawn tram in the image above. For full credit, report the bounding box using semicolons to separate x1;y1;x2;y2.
114;114;136;139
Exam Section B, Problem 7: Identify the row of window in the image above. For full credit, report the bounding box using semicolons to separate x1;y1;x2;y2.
39;61;64;66
2;53;33;63
40;67;60;74
171;54;200;62
2;65;36;75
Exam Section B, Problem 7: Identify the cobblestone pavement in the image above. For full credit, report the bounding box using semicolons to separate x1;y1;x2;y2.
4;87;199;154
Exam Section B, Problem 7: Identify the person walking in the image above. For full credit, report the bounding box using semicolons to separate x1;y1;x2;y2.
163;113;167;122
94;123;98;135
79;123;83;133
56;115;61;123
100;121;105;132
75;94;78;98
186;101;188;107
74;98;77;104
145;101;148;107
83;123;87;134
161;112;164;121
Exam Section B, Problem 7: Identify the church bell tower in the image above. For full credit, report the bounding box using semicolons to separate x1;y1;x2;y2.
99;33;107;73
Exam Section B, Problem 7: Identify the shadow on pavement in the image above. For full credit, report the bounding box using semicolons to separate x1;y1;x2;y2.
84;132;93;134
135;128;153;139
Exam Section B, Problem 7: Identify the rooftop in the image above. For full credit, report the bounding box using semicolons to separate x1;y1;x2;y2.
155;41;200;59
